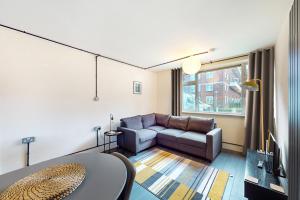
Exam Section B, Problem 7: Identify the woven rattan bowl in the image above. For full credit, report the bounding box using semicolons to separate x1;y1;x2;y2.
0;163;86;200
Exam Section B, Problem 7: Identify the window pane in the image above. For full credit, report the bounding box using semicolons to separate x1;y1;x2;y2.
183;85;196;112
206;96;213;104
183;74;195;82
206;72;213;79
205;84;213;92
182;64;247;115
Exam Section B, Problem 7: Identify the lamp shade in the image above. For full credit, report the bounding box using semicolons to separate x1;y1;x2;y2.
182;56;201;75
241;80;259;91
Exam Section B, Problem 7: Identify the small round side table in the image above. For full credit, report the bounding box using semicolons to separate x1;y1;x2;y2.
103;130;123;153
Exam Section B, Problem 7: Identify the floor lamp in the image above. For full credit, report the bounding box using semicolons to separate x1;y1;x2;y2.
241;79;265;153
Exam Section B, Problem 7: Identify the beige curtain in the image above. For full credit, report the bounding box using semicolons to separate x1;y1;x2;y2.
171;68;182;116
244;48;274;153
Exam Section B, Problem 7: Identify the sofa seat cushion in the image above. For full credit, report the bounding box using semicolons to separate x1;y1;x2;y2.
147;125;166;132
177;131;207;149
142;113;156;128
137;129;157;143
121;115;143;130
157;129;185;142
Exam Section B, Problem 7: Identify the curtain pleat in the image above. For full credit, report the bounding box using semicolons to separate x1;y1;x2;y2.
244;48;274;153
171;68;182;116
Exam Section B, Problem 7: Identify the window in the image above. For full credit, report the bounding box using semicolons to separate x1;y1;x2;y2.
225;96;228;104
206;96;214;105
224;72;229;80
224;84;228;91
206;84;213;92
182;64;248;115
229;78;240;86
206;71;213;79
183;74;195;82
182;85;196;112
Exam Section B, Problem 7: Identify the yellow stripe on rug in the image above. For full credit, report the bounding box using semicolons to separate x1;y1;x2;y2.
208;170;229;200
168;183;190;200
134;161;142;168
145;150;172;167
135;166;157;184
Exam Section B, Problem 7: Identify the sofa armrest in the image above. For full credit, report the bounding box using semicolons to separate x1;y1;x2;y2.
117;127;139;153
206;128;222;161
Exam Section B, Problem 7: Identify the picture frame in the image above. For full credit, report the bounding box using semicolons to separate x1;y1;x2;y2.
133;81;142;94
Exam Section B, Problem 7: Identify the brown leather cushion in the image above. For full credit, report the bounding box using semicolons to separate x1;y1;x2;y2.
187;117;214;133
168;116;189;130
155;113;170;127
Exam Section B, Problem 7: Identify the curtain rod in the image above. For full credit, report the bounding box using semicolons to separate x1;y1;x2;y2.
150;53;249;70
201;54;249;65
0;23;144;69
146;51;209;69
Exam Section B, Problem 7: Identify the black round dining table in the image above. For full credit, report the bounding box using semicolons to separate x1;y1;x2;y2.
0;152;127;200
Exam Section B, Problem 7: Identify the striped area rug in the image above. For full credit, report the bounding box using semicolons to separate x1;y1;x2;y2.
131;148;229;200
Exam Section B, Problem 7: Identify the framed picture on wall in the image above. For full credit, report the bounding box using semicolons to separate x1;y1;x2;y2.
133;81;142;94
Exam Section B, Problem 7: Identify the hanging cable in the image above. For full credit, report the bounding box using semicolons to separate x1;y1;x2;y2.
94;56;100;101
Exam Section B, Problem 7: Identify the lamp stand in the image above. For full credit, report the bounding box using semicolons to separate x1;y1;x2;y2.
256;79;266;169
22;137;35;166
258;79;265;152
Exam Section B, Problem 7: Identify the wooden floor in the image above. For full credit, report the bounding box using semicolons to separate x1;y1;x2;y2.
129;148;247;200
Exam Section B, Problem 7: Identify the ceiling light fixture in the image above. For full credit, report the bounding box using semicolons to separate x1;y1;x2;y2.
182;48;215;75
182;56;201;75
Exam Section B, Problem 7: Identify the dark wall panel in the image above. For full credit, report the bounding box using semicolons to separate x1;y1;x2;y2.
289;0;300;199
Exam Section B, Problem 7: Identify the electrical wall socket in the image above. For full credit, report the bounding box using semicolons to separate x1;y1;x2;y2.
22;137;35;144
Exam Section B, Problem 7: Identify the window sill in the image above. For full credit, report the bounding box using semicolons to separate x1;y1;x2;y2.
181;111;245;118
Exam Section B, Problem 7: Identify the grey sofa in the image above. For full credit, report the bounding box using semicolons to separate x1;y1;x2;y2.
117;113;222;161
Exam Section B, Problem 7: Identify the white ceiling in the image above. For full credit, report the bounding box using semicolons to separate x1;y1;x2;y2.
0;0;293;69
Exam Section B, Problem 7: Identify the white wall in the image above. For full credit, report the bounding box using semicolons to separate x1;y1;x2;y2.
0;27;157;175
156;70;245;152
274;15;289;172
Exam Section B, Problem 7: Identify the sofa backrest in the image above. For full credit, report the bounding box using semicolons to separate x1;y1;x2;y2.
168;116;189;130
120;115;143;130
120;114;215;133
187;116;215;133
155;113;170;127
141;113;156;128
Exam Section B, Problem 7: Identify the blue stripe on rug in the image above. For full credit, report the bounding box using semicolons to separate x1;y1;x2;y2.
191;192;203;200
159;181;180;200
142;172;163;188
